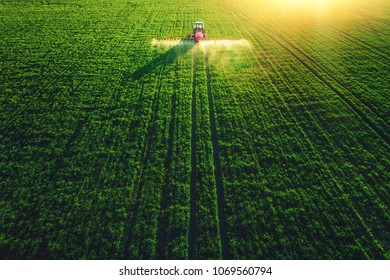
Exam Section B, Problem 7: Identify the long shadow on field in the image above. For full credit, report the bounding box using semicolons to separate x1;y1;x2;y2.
130;38;195;80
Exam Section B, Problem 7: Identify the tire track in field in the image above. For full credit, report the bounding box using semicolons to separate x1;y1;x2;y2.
349;19;387;35
204;54;232;260
0;7;133;137
156;62;179;259
251;26;390;207
264;21;389;120
323;22;390;59
122;65;164;259
358;14;390;27
261;28;390;145
222;4;388;257
259;21;389;118
221;4;389;146
188;50;198;260
224;2;390;205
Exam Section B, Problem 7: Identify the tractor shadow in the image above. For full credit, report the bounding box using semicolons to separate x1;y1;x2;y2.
131;38;195;80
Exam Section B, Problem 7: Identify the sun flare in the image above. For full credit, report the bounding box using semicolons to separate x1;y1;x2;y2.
249;0;363;17
271;0;329;7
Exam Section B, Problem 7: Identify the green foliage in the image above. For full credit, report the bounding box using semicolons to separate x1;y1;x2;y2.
0;0;388;260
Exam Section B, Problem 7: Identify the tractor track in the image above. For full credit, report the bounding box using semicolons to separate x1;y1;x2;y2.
283;20;390;66
323;22;390;59
257;19;390;117
205;54;232;260
259;30;390;145
243;25;390;206
349;19;387;35
122;64;164;259
294;22;389;76
221;3;389;255
220;3;389;146
156;62;179;259
188;50;198;260
266;24;390;121
358;14;390;27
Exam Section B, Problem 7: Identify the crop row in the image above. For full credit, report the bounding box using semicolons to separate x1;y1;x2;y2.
212;1;389;258
1;0;389;260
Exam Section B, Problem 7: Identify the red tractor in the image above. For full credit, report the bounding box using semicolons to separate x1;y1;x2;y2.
191;22;206;42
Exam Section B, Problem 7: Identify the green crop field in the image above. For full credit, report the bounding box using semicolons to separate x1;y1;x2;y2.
0;0;389;260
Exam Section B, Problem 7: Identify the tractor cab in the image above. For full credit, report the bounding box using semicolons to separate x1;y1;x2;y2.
192;21;205;42
194;22;205;30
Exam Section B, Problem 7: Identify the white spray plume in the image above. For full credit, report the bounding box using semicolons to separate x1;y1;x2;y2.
198;39;251;49
151;39;251;49
151;39;194;48
150;38;252;69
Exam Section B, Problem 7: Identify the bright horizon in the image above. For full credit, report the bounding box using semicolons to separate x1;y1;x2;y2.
238;0;373;18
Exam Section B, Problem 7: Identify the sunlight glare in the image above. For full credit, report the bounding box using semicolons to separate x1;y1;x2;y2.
252;0;363;17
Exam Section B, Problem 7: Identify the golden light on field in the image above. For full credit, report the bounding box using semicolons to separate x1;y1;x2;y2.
243;0;366;18
266;0;329;9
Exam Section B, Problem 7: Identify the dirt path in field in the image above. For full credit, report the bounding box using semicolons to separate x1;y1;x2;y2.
205;54;232;260
188;50;198;260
